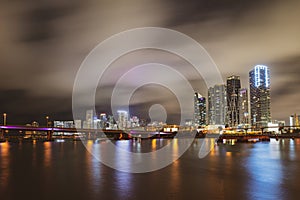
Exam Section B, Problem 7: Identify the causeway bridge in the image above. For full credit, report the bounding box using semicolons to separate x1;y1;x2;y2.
0;125;127;141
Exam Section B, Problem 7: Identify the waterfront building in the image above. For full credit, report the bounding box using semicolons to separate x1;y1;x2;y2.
53;120;75;135
208;84;227;125
74;120;82;129
227;75;241;127
117;110;128;129
130;116;140;128
85;109;94;129
106;115;116;130
99;113;107;129
194;93;206;126
249;65;271;127
267;122;279;134
239;88;250;124
93;118;100;129
54;120;74;128
290;114;300;128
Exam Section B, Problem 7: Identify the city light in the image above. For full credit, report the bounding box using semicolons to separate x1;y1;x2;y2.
254;65;270;88
3;113;7;126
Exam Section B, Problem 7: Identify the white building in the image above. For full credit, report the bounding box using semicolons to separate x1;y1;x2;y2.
74;120;82;129
117;110;128;129
208;84;227;125
86;109;94;129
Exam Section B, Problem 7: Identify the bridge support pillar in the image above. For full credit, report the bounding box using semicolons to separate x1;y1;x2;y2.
0;129;4;139
47;130;53;141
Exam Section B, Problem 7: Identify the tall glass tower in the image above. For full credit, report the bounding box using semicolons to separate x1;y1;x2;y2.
194;93;206;126
117;110;128;130
226;75;241;127
208;84;227;125
239;88;249;124
249;65;271;127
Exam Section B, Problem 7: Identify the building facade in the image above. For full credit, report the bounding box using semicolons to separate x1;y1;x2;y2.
249;65;271;127
208;84;227;125
194;93;206;126
117;110;128;129
226;75;241;127
85;109;94;129
239;88;250;124
290;114;300;127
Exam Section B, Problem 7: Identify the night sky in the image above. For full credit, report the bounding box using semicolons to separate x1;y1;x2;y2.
0;0;299;125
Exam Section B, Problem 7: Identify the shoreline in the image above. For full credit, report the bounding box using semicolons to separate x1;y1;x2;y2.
1;133;300;144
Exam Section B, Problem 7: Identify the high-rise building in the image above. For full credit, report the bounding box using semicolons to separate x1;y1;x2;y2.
54;121;74;128
226;75;241;127
208;84;227;125
107;115;116;130
129;116;140;128
249;65;271;127
239;88;249;124
85;109;94;129
290;114;300;127
117;110;128;129
194;93;206;126
99;113;107;128
74;120;82;129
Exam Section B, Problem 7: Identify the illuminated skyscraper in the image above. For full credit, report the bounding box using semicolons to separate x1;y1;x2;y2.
99;113;107;128
208;84;227;125
117;110;128;129
194;93;206;126
226;75;241;127
249;65;271;126
86;109;94;129
239;88;249;124
290;114;300;127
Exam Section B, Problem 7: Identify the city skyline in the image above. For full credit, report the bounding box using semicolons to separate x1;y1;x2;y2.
0;64;296;126
1;1;300;200
0;0;299;125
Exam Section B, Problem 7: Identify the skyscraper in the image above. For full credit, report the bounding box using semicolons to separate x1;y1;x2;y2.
226;75;241;127
249;65;271;127
239;88;249;124
194;93;206;126
85;109;94;129
208;84;227;125
117;110;128;129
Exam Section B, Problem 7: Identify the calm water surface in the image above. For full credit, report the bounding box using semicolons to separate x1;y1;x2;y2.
1;139;300;200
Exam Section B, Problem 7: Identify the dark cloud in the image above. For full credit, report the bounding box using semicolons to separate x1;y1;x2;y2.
165;0;272;27
18;1;83;42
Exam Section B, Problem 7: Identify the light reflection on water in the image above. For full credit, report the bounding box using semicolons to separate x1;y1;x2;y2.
0;142;10;189
86;140;101;197
1;139;300;199
43;142;51;167
245;140;284;199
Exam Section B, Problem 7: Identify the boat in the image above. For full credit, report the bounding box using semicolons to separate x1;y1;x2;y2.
55;139;65;143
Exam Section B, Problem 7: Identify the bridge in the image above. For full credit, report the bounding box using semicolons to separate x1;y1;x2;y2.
0;125;127;141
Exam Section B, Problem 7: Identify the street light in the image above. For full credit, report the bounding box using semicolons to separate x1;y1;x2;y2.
46;116;49;127
3;113;7;126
